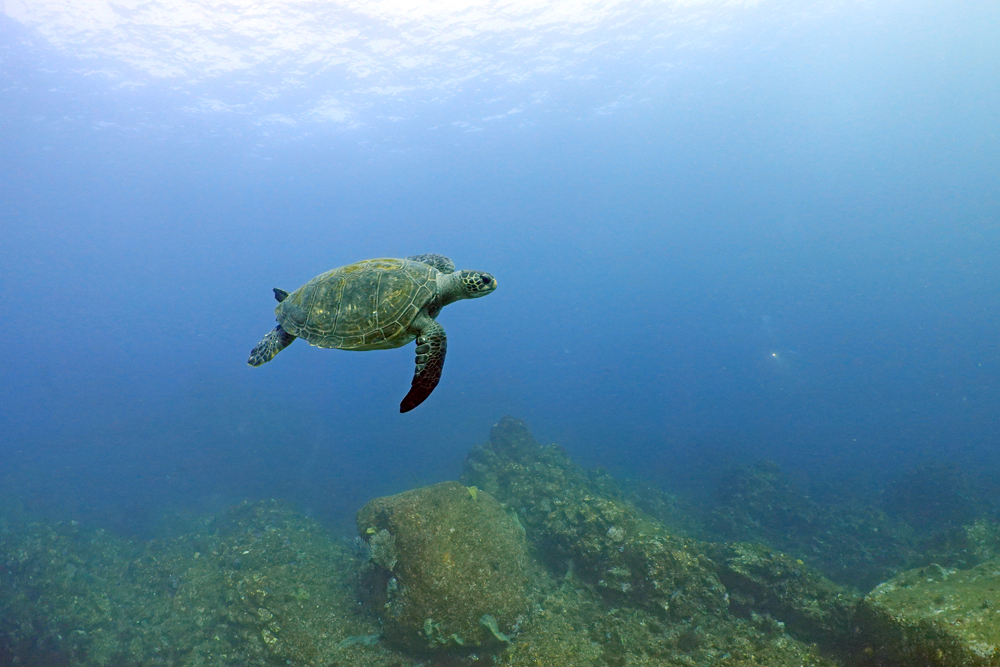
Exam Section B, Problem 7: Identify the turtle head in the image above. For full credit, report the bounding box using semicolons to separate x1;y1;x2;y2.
458;270;497;298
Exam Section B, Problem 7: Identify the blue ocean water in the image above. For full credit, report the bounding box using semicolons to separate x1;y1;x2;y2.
1;0;998;537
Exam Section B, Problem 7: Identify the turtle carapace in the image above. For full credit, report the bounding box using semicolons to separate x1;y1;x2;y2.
248;254;497;412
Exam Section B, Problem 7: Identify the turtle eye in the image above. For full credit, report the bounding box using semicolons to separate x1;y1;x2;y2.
482;276;492;285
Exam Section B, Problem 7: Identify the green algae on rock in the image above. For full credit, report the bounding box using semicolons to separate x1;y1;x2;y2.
0;500;421;667
11;418;990;667
462;416;728;620
463;418;856;667
356;480;532;654
707;542;860;658
856;558;1000;666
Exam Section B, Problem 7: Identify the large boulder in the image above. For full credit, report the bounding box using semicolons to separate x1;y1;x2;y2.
356;481;532;654
854;558;1000;666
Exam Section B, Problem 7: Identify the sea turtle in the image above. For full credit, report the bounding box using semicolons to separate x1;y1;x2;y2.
248;254;497;412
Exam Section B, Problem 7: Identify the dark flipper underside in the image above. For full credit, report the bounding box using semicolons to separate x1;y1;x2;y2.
400;321;447;413
248;324;297;366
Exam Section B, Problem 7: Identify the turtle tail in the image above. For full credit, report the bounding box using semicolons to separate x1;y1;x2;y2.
248;325;297;366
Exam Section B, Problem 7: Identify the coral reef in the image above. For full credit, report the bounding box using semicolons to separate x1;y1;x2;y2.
707;542;859;658
462;416;728;619
0;500;418;667
462;417;846;666
5;417;1000;667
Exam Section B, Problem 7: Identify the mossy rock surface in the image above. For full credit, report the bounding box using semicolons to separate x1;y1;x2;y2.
0;500;419;667
356;480;531;653
855;558;1000;666
462;416;727;619
708;542;859;649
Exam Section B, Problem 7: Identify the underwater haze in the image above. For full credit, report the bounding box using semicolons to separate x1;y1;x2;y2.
1;0;999;536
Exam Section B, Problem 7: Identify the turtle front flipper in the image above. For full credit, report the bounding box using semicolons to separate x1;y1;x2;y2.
400;320;447;412
248;325;297;366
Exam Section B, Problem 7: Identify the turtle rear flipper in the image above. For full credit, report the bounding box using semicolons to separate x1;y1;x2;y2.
248;325;297;366
400;320;447;412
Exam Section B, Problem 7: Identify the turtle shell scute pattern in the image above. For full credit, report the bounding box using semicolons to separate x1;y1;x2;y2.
276;258;436;350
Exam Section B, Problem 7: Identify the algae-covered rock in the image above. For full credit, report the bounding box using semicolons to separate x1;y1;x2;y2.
709;461;917;591
461;417;860;666
14;418;972;667
462;416;727;620
854;558;1000;666
356;480;532;654
495;561;841;667
0;520;149;666
917;517;1000;571
0;500;420;667
707;542;860;657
